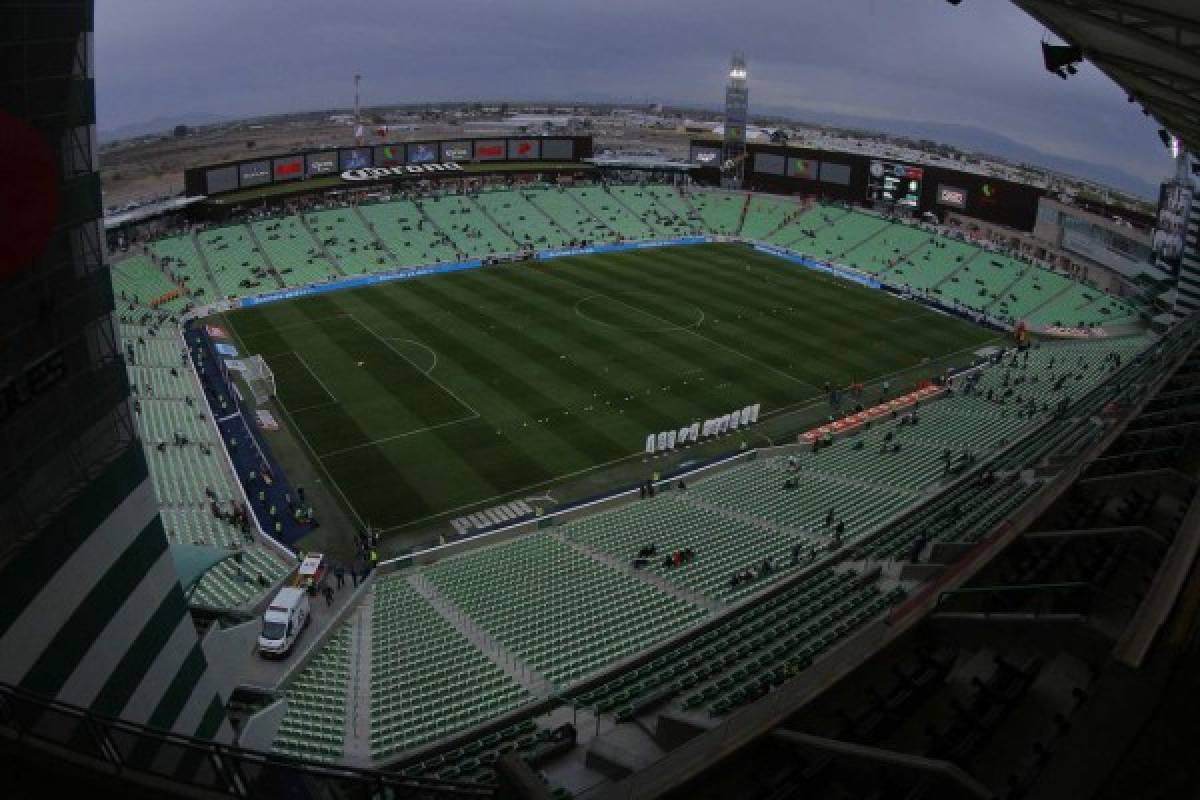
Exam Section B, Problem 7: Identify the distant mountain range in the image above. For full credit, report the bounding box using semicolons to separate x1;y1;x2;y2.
753;105;1160;200
98;112;229;142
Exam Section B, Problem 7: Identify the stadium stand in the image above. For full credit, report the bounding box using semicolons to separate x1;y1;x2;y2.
420;194;517;259
370;575;532;759
566;492;828;604
845;221;934;276
191;225;281;296
111;255;190;312
574;568;905;720
526;186;611;242
739;194;802;241
423;533;707;686
357;197;460;266
147;235;219;302
608;185;696;239
782;208;889;261
886;235;980;292
273;621;352;763
119;315;290;609
304;208;392;275
248;217;341;288
474;188;574;250
645;185;703;232
687;190;745;235
567;186;653;240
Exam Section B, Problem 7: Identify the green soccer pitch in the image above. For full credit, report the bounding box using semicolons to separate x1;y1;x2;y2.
221;242;997;535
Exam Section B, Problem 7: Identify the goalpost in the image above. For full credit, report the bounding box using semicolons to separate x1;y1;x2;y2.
243;354;276;405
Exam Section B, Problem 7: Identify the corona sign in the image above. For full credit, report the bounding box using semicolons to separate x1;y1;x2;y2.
341;162;464;181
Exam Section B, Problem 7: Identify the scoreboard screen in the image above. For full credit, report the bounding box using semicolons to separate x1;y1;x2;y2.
868;160;923;208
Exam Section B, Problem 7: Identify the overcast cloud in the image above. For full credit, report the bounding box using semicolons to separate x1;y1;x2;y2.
95;0;1174;193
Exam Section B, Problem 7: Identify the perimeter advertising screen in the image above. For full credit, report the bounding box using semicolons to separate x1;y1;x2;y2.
205;165;238;194
868;160;924;207
339;148;372;170
475;139;507;161
690;145;721;166
541;138;574;160
753;153;786;176
272;155;304;182
508;139;540;160
788;158;819;181
440;141;472;162
238;160;271;187
407;142;438;164
819;162;852;186
374;144;405;167
306;151;338;176
936;184;968;209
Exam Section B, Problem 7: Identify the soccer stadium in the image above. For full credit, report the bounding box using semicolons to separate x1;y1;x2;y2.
6;2;1200;799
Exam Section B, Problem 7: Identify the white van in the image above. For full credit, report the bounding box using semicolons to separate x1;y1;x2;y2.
258;587;310;658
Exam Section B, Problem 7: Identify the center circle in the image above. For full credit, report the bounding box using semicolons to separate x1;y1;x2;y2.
574;294;705;333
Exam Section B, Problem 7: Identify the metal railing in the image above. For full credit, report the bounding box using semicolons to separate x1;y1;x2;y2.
0;681;489;799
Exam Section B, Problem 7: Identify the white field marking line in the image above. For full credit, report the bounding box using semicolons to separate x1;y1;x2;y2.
222;314;370;531
271;389;370;531
573;293;706;333
540;260;821;394
289;400;339;414
381;337;438;375
281;350;337;405
347;314;481;419
317;415;478;459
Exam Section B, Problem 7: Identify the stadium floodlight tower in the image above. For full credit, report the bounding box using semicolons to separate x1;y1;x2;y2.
721;52;749;189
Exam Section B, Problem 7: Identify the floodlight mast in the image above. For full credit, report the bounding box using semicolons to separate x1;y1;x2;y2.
722;53;748;189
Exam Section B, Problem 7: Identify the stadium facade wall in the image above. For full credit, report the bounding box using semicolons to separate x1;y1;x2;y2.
1;1;228;742
693;139;1044;231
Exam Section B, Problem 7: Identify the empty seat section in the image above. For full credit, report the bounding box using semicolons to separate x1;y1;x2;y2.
304;208;391;275
369;576;531;759
358;198;459;266
420;195;515;259
248;217;339;288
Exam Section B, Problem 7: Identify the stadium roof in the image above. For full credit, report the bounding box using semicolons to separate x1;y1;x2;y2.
585;155;695;171
1013;1;1200;156
103;195;206;230
170;544;239;598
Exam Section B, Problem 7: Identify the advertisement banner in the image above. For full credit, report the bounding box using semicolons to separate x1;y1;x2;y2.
339;147;372;170
508;139;540;160
788;158;819;180
374;144;405;167
936;184;968;209
407;142;438;164
475;139;507;160
440;141;473;162
272;155;304;182
306;151;338;176
238;160;271;188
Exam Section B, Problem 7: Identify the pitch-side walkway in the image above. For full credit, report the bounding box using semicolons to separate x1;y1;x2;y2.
406;573;556;698
342;597;374;764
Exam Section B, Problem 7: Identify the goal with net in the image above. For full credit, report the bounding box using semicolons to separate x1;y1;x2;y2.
243;354;276;405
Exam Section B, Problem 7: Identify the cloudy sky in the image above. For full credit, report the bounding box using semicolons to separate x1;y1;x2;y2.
96;0;1174;193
